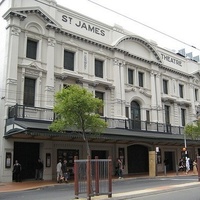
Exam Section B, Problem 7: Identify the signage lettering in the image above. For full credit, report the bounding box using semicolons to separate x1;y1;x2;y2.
62;15;105;37
161;53;182;66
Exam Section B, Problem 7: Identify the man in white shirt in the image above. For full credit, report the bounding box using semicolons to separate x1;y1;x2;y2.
56;159;62;183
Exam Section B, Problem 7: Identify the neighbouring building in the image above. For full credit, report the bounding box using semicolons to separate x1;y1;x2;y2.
0;0;200;182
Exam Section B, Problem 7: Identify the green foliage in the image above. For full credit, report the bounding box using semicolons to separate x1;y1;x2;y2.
184;119;200;140
49;85;107;134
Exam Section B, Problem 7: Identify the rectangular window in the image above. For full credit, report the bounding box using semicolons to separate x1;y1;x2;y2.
195;89;198;101
23;77;36;106
64;50;74;71
179;84;184;98
181;108;186;126
146;110;150;122
128;69;134;84
164;105;170;124
26;39;37;59
138;72;144;87
125;107;129;118
95;59;103;78
163;79;168;94
95;91;104;116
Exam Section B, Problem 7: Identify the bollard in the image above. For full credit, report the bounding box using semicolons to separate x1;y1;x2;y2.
197;156;200;181
176;165;178;176
164;165;166;176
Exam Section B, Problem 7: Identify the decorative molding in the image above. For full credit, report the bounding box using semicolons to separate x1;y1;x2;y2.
11;26;21;36
139;88;151;97
48;38;56;47
6;78;17;85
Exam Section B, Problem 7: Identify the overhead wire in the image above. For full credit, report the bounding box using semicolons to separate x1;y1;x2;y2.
88;0;200;52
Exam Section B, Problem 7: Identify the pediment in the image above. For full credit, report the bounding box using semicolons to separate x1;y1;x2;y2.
3;7;61;29
113;35;162;64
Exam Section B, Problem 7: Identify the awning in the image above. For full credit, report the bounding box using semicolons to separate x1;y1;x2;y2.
4;118;199;146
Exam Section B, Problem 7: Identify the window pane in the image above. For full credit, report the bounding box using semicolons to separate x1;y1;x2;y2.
195;89;198;101
181;108;185;126
24;78;35;106
179;84;184;98
64;50;74;71
164;105;170;124
95;91;104;116
95;59;103;78
128;69;133;84
26;39;37;59
163;80;168;94
138;72;143;87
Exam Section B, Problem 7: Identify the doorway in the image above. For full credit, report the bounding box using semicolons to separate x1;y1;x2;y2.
164;151;175;171
14;142;40;180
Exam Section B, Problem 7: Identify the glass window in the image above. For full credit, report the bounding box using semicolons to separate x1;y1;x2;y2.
125;107;129;118
26;39;37;59
179;84;184;98
146;110;150;122
64;50;74;71
95;91;104;116
138;72;144;87
23;77;36;106
128;69;134;84
163;79;168;94
95;59;103;78
181;108;186;126
195;89;198;101
164;105;170;124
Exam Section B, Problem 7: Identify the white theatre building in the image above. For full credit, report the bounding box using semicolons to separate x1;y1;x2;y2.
0;0;200;182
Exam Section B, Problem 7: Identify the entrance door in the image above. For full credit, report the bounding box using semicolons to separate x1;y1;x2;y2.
14;142;40;180
164;151;175;171
127;145;149;173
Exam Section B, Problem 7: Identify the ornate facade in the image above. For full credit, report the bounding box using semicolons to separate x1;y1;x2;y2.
0;0;200;182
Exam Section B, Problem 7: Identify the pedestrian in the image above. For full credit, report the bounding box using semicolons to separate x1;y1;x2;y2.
56;159;62;183
62;159;69;183
13;160;22;182
117;158;123;179
35;158;44;180
178;159;184;172
193;159;198;174
185;157;190;174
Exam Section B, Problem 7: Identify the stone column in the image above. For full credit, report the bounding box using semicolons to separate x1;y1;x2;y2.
6;25;21;104
155;73;163;122
113;59;122;117
189;83;195;118
150;71;157;122
120;61;126;117
149;151;156;177
45;37;56;108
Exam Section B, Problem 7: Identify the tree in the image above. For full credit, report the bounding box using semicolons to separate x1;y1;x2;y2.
49;85;107;156
184;119;200;140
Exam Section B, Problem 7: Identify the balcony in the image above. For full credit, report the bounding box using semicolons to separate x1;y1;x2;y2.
7;104;184;135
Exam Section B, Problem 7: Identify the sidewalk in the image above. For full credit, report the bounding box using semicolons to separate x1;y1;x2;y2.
0;172;198;193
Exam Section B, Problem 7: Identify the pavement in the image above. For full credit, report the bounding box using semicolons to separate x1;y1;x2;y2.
0;172;199;199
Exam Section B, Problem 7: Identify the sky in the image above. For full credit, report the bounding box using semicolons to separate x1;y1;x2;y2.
56;0;200;58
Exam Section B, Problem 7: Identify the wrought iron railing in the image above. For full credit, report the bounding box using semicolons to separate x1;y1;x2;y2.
8;104;184;134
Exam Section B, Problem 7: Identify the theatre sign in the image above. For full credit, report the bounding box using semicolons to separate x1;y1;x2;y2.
160;52;182;67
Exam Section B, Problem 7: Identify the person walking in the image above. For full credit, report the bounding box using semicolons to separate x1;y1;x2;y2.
13;160;22;182
62;159;69;183
56;159;62;183
185;157;190;174
193;159;198;174
117;158;123;179
35;158;44;180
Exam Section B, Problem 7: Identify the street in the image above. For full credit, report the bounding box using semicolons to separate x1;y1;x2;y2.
0;176;199;200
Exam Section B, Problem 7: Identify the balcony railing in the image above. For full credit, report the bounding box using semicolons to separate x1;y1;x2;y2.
8;104;184;135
